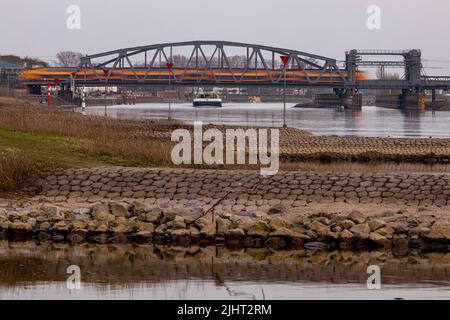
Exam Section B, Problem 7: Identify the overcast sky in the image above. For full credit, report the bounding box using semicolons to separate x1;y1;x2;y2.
1;0;450;73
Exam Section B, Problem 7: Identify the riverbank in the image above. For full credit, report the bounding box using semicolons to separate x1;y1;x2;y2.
1;167;449;250
0;96;449;251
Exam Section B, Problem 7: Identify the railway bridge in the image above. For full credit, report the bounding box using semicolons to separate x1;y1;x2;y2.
19;41;450;108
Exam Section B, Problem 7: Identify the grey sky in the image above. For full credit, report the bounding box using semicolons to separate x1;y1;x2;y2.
1;0;450;73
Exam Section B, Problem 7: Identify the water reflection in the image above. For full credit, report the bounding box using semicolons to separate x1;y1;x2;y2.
83;104;450;138
0;242;449;299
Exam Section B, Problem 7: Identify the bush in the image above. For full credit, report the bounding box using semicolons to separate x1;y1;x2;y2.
0;152;39;192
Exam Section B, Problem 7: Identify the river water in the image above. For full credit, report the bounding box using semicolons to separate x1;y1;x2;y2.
0;243;449;300
84;103;450;138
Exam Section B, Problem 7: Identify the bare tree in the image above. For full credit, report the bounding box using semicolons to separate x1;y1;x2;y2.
55;51;82;67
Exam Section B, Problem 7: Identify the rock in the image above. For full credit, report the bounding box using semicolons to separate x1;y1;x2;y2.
180;203;204;224
425;221;450;241
10;222;33;232
350;223;370;239
340;219;356;230
96;224;109;233
195;216;211;229
392;222;408;234
138;222;154;233
369;219;386;231
189;227;201;237
369;232;391;247
330;224;343;233
39;221;51;231
167;216;186;229
52;221;69;232
170;228;191;237
72;220;88;230
292;215;308;225
200;224;216;238
226;228;245;240
270;217;292;229
216;217;231;235
265;237;286;250
247;221;270;237
308;220;330;237
155;224;168;235
417;215;435;225
131;230;153;241
129;201;150;215
162;208;179;221
145;210;162;223
112;224;129;234
347;210;366;224
42;205;64;221
91;203;113;221
27;218;37;227
269;227;294;238
375;226;394;237
340;229;354;241
268;204;286;215
109;202;129;218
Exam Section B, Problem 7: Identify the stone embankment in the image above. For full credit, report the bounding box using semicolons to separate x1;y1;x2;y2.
1;165;449;250
0;199;449;250
279;129;450;163
31;167;450;207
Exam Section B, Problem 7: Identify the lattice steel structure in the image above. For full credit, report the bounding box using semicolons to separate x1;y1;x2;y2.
22;41;359;88
19;41;450;91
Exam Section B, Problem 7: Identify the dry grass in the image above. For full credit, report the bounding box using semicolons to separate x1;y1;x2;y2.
0;97;174;167
0;151;39;192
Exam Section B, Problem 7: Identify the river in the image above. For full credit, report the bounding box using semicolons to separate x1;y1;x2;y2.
0;243;449;300
83;103;450;138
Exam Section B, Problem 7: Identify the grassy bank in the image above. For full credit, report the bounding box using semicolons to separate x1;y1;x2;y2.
0;96;177;191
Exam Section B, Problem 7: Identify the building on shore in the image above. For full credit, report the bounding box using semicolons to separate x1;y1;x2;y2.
0;60;23;88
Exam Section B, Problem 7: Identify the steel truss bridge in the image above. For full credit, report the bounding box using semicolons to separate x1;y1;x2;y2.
20;40;450;92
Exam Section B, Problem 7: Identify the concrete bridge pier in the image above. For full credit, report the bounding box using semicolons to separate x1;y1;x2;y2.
399;92;426;111
313;89;362;109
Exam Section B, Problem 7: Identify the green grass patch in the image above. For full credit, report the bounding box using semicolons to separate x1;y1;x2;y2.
0;128;150;169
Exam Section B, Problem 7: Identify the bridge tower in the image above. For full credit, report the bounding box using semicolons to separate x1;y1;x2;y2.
404;49;422;90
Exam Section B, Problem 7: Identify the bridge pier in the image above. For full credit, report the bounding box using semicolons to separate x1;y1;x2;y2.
399;92;426;111
313;89;362;109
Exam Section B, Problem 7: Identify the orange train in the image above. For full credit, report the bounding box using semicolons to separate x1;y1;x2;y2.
20;68;369;85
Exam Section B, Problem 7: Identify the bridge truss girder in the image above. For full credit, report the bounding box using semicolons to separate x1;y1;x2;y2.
77;40;349;87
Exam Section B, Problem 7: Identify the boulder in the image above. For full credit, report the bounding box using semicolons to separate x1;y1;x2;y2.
216;217;231;235
226;228;245;240
109;202;129;218
350;223;370;239
308;220;330;237
340;219;356;230
247;221;270;237
425;221;450;241
167;216;186;229
347;210;366;224
369;219;386;232
91;203;113;222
